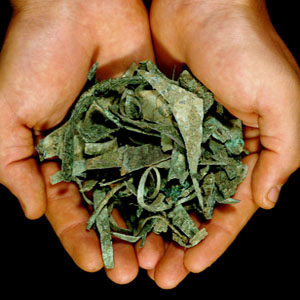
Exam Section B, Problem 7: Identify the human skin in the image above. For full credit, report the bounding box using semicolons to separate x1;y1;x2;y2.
137;0;300;288
0;0;299;289
0;0;155;284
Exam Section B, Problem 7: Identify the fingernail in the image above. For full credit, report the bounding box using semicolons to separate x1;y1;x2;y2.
266;184;282;205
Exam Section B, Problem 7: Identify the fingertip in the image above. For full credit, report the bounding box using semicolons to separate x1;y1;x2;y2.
107;267;139;285
79;255;103;273
21;184;47;220
7;160;48;220
183;230;221;274
184;252;210;274
22;194;46;220
135;232;165;270
0;153;45;219
152;243;189;289
154;269;184;290
75;231;104;273
59;222;103;273
260;184;283;210
105;240;139;285
155;279;180;290
251;150;288;210
19;180;47;220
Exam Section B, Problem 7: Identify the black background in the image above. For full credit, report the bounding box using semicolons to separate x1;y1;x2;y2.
0;0;299;297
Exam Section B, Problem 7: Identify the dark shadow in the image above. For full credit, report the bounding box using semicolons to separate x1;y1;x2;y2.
92;48;151;81
0;0;12;51
151;32;186;80
266;0;300;65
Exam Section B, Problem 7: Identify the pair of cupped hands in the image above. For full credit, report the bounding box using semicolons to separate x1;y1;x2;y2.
0;0;299;289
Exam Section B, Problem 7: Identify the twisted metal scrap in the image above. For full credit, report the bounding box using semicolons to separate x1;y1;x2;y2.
37;61;248;269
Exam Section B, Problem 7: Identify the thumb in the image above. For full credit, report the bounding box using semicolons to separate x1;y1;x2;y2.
0;114;47;219
252;81;300;209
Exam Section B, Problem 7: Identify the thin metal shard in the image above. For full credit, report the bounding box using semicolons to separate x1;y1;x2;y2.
36;61;248;269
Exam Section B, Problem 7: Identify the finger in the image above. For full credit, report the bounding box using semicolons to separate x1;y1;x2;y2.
105;209;139;284
184;154;259;273
150;213;200;289
41;162;103;272
0;118;46;219
243;126;261;153
244;125;261;153
244;137;261;153
135;232;165;270
252;81;300;208
243;126;260;139
152;242;189;289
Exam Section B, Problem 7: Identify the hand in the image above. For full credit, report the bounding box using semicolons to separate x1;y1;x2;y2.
136;0;300;288
0;0;154;284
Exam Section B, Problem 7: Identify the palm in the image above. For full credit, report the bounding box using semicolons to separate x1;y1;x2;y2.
141;0;300;288
0;0;154;284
